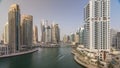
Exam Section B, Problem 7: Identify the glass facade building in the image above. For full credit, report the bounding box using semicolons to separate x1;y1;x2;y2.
8;4;21;53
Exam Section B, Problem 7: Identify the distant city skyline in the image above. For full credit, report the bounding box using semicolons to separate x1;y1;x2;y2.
0;0;120;41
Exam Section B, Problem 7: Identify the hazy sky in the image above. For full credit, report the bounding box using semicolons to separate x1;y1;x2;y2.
0;0;120;41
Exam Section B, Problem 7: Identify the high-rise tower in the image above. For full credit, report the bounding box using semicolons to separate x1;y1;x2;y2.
33;25;38;44
21;15;33;48
3;22;9;44
41;20;47;43
51;23;60;44
84;0;110;51
8;4;21;53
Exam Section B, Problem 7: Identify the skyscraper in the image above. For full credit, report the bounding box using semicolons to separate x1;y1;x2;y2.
51;23;54;43
41;20;47;43
1;33;4;44
74;32;79;44
116;32;120;50
70;33;75;43
33;25;38;44
8;4;21;53
45;25;51;43
63;35;70;43
79;27;84;45
54;24;60;43
51;23;60;44
21;15;33;48
3;22;9;44
110;28;117;48
84;0;110;52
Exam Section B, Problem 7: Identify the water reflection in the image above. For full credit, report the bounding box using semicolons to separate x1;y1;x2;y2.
0;46;85;68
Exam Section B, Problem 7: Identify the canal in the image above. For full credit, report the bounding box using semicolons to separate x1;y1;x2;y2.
0;45;85;68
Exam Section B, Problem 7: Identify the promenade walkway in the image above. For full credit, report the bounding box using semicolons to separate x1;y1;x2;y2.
72;49;99;68
0;48;38;58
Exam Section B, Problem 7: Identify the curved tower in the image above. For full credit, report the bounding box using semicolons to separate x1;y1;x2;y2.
8;4;21;53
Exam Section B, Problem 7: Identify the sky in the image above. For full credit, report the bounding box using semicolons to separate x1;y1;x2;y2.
0;0;120;41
